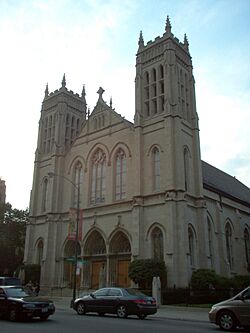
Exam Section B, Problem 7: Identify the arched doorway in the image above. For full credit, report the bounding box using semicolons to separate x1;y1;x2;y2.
63;240;81;288
109;231;131;287
84;230;106;289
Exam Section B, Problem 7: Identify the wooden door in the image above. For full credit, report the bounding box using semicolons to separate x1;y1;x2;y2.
117;260;130;287
91;261;105;289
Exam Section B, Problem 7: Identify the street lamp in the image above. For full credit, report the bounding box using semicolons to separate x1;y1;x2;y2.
48;172;80;307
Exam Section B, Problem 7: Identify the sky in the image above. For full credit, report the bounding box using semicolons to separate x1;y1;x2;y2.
0;0;249;210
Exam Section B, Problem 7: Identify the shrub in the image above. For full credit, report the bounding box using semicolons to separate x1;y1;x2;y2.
190;269;220;290
128;259;167;289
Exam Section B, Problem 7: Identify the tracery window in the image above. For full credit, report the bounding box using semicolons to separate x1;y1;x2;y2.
152;147;160;191
110;232;131;253
225;223;234;269
90;149;106;204
84;231;106;255
115;149;126;200
151;227;163;260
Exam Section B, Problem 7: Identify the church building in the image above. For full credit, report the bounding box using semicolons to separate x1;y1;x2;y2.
24;17;250;292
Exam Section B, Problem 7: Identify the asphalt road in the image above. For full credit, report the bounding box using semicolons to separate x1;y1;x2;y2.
0;308;246;333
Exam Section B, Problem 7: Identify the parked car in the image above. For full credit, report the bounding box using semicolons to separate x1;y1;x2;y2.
209;286;250;331
0;276;21;286
0;286;55;321
73;287;157;319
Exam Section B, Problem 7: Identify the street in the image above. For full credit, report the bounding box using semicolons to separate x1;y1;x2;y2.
0;308;224;333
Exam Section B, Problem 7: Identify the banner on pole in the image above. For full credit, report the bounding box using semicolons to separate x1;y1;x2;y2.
68;208;83;240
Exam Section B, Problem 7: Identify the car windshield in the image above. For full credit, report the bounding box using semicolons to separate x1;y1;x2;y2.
6;287;30;298
125;288;147;297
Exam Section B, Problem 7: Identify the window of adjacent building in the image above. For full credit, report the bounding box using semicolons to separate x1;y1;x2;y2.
225;223;234;270
115;149;126;200
244;228;250;265
42;178;48;212
90;149;106;204
73;162;83;208
151;227;163;260
152;147;160;191
188;225;196;266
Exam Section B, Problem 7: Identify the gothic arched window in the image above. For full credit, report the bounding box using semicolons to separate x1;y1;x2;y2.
73;162;83;208
188;225;196;266
244;228;250;266
184;147;190;191
36;239;43;265
151;227;163;260
152;147;160;191
207;217;213;268
225;223;233;269
42;178;48;212
115;149;126;200
90;149;106;204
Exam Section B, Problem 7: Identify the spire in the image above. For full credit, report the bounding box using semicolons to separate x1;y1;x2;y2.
110;97;112;108
81;84;87;106
138;30;144;50
81;84;86;99
44;83;49;98
165;15;172;36
61;73;66;88
184;33;189;52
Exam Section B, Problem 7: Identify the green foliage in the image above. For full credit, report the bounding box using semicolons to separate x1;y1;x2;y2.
190;269;221;290
128;259;167;289
231;275;250;289
0;203;28;276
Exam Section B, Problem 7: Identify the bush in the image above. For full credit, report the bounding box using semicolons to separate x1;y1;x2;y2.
231;275;250;289
190;269;220;290
128;259;167;289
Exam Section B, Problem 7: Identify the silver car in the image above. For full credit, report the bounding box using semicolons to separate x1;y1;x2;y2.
209;286;250;331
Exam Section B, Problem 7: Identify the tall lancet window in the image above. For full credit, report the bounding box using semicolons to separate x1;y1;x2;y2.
225;223;234;269
115;149;126;200
184;147;190;191
244;228;250;266
153;147;160;191
42;178;48;212
207;218;213;268
91;149;106;204
188;225;196;267
73;162;83;207
151;227;163;260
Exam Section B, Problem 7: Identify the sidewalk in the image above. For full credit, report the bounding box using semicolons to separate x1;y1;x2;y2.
51;296;209;322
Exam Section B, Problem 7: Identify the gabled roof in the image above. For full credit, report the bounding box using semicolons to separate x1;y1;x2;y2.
202;161;250;206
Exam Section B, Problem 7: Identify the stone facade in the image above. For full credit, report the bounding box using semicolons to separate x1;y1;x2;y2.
0;178;6;204
24;17;250;291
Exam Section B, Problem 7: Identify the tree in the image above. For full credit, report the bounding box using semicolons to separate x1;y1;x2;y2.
0;203;28;276
128;259;167;290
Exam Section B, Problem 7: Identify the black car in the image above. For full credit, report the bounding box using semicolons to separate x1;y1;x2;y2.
0;286;55;321
73;287;157;319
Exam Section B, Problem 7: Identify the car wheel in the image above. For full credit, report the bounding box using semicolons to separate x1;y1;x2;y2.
40;315;49;321
218;311;237;331
116;304;127;319
9;308;18;322
98;312;105;316
138;314;147;319
76;302;86;315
